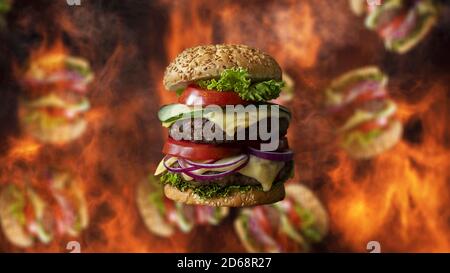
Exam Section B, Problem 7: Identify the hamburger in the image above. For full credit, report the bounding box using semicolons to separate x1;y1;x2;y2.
325;66;402;159
0;169;88;247
19;53;94;144
155;44;294;207
234;184;328;253
136;175;229;237
364;0;438;54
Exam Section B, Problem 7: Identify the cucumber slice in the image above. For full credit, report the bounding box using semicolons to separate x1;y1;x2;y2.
157;104;195;122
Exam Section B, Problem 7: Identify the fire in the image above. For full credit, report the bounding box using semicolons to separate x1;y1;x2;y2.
219;1;320;69
325;85;450;252
27;39;67;65
0;137;42;190
11;38;67;89
5;137;42;163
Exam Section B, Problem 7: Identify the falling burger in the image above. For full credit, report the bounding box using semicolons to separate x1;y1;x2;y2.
364;0;438;54
234;184;329;253
19;53;94;144
325;66;402;159
0;169;88;248
155;44;294;207
136;175;229;237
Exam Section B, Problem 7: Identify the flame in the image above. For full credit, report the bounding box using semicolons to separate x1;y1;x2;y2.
27;39;67;66
325;85;450;252
219;1;320;69
5;137;42;162
12;39;68;85
0;137;42;189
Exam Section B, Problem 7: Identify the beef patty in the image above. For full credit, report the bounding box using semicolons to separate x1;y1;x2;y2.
169;117;290;144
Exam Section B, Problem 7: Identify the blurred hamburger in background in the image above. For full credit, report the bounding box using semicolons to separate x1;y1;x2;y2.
234;184;328;253
19;53;94;144
136;175;229;237
350;0;439;54
325;66;402;159
0;169;88;248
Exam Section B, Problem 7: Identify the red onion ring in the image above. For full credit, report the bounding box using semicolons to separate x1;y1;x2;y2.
248;147;293;162
163;156;201;173
185;154;248;169
183;155;250;181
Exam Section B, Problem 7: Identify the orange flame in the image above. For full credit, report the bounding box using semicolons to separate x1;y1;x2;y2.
5;137;42;163
27;39;68;64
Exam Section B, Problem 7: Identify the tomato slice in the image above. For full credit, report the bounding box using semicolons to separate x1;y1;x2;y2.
163;138;243;160
164;198;175;212
41;107;79;120
277;230;301;252
378;13;407;38
178;85;250;106
355;117;390;133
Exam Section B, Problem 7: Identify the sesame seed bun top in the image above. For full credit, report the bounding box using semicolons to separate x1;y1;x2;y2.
163;44;282;91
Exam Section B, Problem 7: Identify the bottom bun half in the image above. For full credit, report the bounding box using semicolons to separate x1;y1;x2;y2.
164;182;285;207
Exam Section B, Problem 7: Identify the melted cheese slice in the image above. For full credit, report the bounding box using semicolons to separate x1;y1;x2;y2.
238;156;285;191
203;107;289;137
154;155;285;192
160;104;290;137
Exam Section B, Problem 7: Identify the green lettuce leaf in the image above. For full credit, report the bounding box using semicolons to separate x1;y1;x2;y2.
160;172;257;199
7;185;26;225
212;207;226;224
175;87;185;97
65;58;93;78
295;205;323;243
197;68;285;102
160;171;290;200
